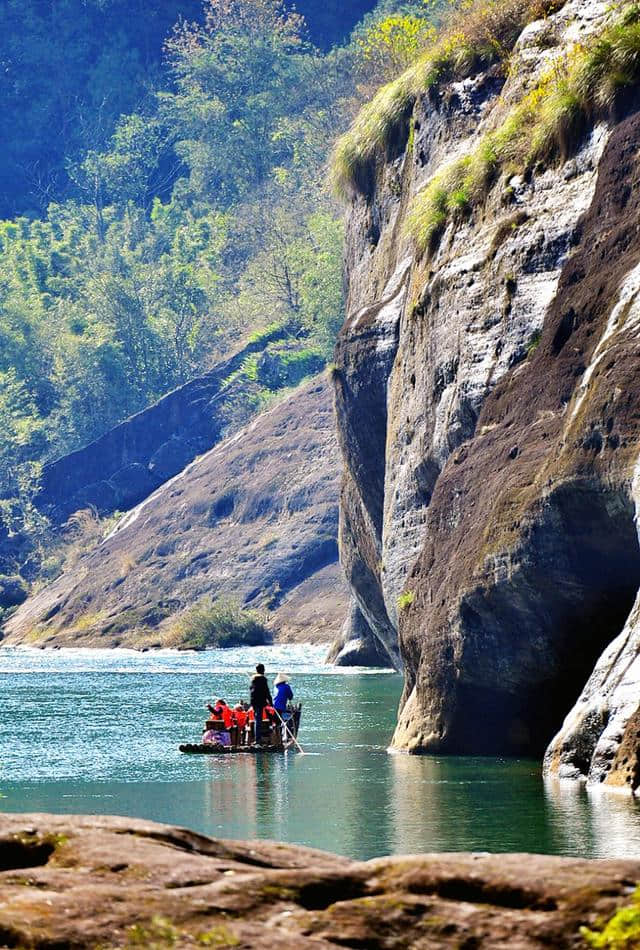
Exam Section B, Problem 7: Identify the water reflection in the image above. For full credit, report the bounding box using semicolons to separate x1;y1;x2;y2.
201;755;259;838
1;652;640;861
544;778;640;858
388;755;558;855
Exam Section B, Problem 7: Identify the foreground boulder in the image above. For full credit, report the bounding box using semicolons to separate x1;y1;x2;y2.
2;380;348;647
0;813;638;948
331;0;640;782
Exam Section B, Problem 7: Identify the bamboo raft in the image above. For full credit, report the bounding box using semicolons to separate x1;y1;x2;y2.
179;703;302;754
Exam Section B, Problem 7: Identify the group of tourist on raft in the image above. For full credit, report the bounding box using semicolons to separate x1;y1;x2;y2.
202;664;294;749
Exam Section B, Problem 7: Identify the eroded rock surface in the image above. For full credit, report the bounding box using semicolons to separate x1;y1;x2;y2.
3;380;348;647
545;594;640;792
0;813;639;948
333;0;640;782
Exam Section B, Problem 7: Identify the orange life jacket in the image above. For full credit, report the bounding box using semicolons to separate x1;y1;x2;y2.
248;707;271;722
209;701;233;729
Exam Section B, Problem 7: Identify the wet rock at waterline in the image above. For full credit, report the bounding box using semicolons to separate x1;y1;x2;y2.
326;597;396;666
332;0;640;785
545;594;640;792
1;813;639;948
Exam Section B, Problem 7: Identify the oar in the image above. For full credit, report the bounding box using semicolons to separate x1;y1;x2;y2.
274;708;306;755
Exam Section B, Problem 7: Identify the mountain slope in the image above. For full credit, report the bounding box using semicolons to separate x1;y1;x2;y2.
3;379;347;647
35;326;295;523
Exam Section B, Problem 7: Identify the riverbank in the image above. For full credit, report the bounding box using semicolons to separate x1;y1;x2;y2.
1;812;639;948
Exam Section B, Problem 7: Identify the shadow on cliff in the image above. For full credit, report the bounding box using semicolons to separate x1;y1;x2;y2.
443;482;640;755
395;109;640;760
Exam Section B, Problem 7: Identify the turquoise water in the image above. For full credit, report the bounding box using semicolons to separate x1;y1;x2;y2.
1;644;639;860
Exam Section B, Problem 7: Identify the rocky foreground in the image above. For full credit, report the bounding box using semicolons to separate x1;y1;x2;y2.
0;813;638;948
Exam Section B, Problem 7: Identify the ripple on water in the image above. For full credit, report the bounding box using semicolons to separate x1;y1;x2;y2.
0;644;639;861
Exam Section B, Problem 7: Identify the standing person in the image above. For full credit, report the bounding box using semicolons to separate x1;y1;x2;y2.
273;673;293;714
273;673;294;745
250;663;272;746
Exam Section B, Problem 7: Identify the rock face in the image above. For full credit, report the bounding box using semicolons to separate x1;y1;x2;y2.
36;326;292;522
333;0;640;785
0;813;639;948
2;380;348;646
326;596;395;666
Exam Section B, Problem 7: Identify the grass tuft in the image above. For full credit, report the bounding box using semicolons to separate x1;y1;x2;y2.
331;0;561;198
397;589;415;610
330;69;417;199
580;885;640;947
405;4;640;256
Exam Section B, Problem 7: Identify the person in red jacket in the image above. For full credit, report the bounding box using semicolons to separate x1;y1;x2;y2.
233;704;248;730
233;704;248;745
207;698;233;729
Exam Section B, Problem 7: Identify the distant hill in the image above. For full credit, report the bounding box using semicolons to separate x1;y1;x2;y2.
0;0;375;215
3;378;347;647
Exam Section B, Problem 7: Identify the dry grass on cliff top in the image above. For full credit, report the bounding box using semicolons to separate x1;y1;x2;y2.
330;0;559;198
406;3;640;254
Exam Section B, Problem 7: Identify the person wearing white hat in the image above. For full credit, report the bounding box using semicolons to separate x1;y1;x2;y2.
273;672;293;715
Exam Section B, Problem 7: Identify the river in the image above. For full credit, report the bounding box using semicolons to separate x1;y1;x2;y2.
1;644;638;860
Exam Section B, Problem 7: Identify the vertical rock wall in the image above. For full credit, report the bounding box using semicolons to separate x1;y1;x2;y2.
333;0;640;788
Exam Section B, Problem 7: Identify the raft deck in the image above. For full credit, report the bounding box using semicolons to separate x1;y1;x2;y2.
179;743;288;754
179;703;302;755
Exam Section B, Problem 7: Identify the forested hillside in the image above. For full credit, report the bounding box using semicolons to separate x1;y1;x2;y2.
0;0;442;612
0;0;374;218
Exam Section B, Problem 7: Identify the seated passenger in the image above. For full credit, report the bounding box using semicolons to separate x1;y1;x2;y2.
220;701;234;729
246;706;256;743
261;705;279;745
232;704;248;746
202;728;231;747
206;697;224;718
233;704;248;730
207;698;234;729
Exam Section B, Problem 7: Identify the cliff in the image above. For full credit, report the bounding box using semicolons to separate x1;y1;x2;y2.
1;813;639;947
331;0;640;788
35;327;293;523
2;380;348;647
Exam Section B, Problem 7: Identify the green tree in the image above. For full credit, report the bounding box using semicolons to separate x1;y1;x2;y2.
0;0;358;594
355;12;437;86
0;0;203;216
161;0;310;205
